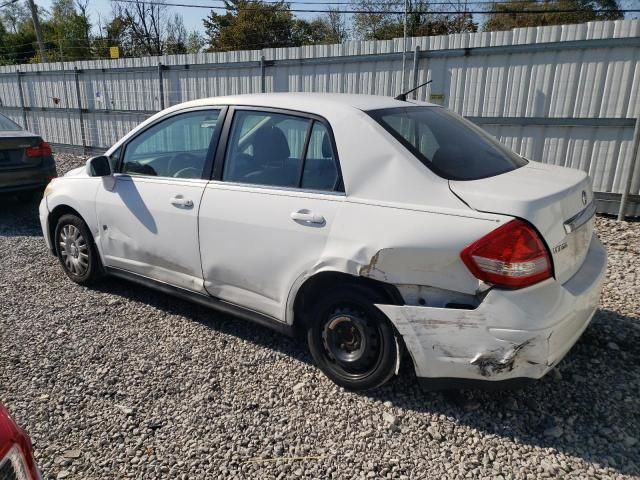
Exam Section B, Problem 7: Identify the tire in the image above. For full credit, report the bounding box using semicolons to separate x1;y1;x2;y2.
14;190;39;203
306;285;400;391
54;214;102;285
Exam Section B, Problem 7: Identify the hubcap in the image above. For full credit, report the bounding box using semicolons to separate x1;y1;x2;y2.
59;224;89;276
322;307;382;376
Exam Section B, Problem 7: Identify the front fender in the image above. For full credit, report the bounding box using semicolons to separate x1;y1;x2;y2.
45;178;102;255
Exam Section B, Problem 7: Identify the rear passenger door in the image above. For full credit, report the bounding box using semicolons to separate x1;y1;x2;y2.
198;107;344;321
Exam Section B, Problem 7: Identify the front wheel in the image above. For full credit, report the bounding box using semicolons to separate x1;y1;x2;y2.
306;286;400;391
54;214;102;285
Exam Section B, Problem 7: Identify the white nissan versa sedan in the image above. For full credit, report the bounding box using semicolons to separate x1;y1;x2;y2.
39;93;607;391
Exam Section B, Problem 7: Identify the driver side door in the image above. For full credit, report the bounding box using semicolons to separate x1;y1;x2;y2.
96;107;224;293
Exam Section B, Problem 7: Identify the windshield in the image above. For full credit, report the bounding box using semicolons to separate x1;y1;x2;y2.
368;106;527;181
0;113;22;131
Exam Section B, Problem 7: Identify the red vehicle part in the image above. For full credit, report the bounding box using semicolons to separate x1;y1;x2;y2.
0;404;39;480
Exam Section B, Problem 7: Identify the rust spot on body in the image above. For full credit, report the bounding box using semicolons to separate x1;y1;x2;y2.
359;250;388;281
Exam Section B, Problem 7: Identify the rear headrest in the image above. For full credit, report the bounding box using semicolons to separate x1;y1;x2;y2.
431;145;465;173
252;125;290;164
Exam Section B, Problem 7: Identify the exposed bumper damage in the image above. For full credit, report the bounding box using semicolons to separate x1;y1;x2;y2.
376;235;607;384
38;197;53;253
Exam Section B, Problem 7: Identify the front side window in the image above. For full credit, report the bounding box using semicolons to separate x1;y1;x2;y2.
222;109;341;191
368;107;527;181
121;109;220;179
108;147;121;172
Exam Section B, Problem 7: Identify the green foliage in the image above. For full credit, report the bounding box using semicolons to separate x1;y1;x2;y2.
0;1;33;64
0;0;626;65
203;0;348;51
0;0;91;64
46;0;92;61
165;13;188;54
483;0;623;31
204;0;297;50
186;31;205;54
352;0;477;40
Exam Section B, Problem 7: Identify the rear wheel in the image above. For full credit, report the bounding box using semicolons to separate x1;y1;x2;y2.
54;214;101;285
306;286;399;391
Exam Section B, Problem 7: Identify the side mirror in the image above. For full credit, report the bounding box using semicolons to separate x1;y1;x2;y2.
87;155;112;177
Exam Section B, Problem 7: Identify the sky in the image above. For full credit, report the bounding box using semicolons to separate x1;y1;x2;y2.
35;0;640;37
35;0;339;35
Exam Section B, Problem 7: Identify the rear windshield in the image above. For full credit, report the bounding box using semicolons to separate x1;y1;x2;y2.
368;106;527;181
0;113;22;131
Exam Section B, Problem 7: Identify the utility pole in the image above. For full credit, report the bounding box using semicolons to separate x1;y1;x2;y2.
27;0;48;63
400;0;408;93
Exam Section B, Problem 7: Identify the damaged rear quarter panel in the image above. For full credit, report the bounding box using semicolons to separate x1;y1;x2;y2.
332;201;508;295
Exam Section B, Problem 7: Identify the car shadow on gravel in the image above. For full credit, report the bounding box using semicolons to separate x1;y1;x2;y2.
88;274;640;476
0;194;43;237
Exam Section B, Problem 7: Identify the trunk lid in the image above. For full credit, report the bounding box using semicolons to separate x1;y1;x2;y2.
0;131;42;170
450;161;595;285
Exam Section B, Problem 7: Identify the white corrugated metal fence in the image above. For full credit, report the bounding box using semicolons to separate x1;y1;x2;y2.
0;19;639;208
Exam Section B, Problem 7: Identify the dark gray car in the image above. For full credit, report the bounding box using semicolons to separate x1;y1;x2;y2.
0;113;56;199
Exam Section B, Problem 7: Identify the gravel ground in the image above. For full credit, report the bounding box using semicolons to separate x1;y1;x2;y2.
1;153;639;479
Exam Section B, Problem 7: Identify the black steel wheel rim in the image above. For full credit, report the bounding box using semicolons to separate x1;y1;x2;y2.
321;306;383;378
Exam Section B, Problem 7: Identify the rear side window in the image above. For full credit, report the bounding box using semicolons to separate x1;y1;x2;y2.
222;110;340;191
0;113;21;131
368;107;527;181
301;123;339;191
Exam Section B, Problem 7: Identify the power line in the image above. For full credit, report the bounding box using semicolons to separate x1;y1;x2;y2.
112;0;640;14
192;0;606;4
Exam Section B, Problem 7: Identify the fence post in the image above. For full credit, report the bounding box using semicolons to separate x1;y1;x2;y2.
618;116;640;220
260;55;266;93
16;70;28;129
74;67;87;155
158;61;165;110
411;46;420;98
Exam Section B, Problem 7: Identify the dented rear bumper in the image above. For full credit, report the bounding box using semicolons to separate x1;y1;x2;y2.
376;234;607;386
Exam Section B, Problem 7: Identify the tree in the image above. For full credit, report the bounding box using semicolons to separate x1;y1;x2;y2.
111;0;167;55
326;8;350;43
186;30;205;53
0;1;37;64
165;13;187;54
92;8;129;58
93;3;190;57
204;0;298;51
352;0;477;40
48;0;92;61
204;0;350;50
484;0;623;31
1;1;30;34
298;8;349;44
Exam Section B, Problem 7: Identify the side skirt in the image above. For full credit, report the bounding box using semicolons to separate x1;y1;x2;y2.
104;266;294;337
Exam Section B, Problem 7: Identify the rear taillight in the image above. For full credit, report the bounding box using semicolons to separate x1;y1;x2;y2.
460;219;552;289
25;141;52;158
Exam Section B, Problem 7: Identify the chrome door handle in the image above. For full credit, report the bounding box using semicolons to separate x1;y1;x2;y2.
291;210;325;224
170;196;194;208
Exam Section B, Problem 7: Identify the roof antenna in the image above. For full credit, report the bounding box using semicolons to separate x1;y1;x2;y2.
394;79;433;102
